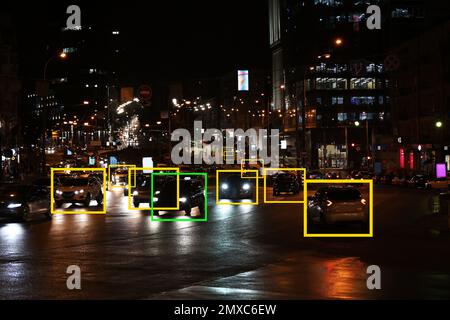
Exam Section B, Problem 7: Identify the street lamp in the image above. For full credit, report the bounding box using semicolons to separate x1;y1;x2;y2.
436;121;443;128
43;51;67;80
334;38;343;46
354;121;360;127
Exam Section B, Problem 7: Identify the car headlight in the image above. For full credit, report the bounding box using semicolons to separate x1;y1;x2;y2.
153;197;159;202
133;191;139;196
242;183;250;190
7;203;22;209
179;197;187;203
221;183;229;190
75;189;84;195
155;191;160;195
56;190;63;195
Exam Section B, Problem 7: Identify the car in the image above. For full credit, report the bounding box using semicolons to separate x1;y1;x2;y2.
308;170;324;179
408;175;428;189
219;174;255;199
425;178;450;190
0;184;51;221
54;174;104;207
354;171;374;180
325;172;342;179
379;174;391;184
307;186;369;226
152;177;206;216
392;175;407;187
273;173;301;196
111;168;129;187
131;174;174;206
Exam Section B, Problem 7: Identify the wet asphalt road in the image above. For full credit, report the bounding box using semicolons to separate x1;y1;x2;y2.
0;185;449;299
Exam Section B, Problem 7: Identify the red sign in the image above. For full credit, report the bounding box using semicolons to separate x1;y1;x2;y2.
138;85;152;101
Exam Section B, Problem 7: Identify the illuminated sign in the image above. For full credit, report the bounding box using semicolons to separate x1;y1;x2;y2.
238;70;249;91
436;163;446;179
399;148;405;169
142;157;154;174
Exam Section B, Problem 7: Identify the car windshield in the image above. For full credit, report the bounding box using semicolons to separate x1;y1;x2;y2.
60;178;89;186
277;174;295;181
325;188;361;201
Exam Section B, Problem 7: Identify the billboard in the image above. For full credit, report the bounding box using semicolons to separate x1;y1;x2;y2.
436;163;446;179
238;70;249;91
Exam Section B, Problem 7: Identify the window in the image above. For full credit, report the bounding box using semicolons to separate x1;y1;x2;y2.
337;113;347;121
351;96;375;105
392;8;411;18
316;78;347;90
332;96;344;105
314;0;343;6
350;78;381;89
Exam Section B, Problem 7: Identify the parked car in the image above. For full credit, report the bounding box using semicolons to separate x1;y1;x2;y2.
0;184;51;221
307;186;369;226
392;175;407;187
308;170;324;179
408;175;429;189
380;174;394;185
152;177;205;216
54;174;103;207
325;172;342;179
273;173;301;196
219;174;255;199
425;178;450;190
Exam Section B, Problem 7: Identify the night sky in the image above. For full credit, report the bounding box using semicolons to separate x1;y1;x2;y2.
5;0;270;81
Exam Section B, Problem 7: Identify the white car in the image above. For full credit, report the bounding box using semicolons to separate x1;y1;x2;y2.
308;186;369;225
426;178;450;190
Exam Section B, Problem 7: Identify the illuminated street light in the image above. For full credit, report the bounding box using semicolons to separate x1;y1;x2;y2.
334;38;343;46
436;121;443;128
59;52;67;59
354;121;360;127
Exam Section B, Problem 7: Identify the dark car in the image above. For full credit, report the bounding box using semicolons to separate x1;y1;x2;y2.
219;174;255;199
408;175;428;189
273;173;300;196
151;177;205;216
0;184;51;222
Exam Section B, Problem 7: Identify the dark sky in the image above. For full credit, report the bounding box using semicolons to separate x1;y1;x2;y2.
6;0;270;81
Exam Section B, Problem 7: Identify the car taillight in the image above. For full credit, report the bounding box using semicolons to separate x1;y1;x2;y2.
361;199;367;205
326;200;333;207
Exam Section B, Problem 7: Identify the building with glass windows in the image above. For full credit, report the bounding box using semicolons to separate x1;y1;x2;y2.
268;0;450;172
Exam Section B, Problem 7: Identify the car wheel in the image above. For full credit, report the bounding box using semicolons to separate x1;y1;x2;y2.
199;201;206;217
274;190;279;196
96;193;103;206
184;206;192;216
153;210;160;216
133;201;140;208
84;193;91;207
20;205;31;222
55;201;63;208
45;210;53;220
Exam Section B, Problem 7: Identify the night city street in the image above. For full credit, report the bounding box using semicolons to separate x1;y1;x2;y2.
2;0;450;312
0;185;449;299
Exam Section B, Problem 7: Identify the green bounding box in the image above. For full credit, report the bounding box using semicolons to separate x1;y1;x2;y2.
150;172;208;222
